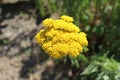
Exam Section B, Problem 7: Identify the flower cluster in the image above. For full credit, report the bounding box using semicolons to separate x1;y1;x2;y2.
35;15;88;59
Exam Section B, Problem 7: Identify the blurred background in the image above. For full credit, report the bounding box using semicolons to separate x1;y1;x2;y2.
0;0;120;80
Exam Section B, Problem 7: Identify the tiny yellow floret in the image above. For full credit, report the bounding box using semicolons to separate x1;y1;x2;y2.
35;15;88;59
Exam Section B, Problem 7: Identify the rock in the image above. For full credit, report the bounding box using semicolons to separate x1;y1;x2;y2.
0;14;38;56
1;0;29;4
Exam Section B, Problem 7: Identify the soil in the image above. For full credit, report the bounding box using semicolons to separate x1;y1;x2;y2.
0;1;73;80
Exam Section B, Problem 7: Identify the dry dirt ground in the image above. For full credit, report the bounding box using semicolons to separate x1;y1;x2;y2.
0;1;73;80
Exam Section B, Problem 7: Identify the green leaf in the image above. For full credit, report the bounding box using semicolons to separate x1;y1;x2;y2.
81;64;98;75
78;54;88;63
103;75;110;80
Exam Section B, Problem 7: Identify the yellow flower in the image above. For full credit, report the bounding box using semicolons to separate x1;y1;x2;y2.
68;42;83;57
60;15;73;23
53;20;80;32
35;30;45;44
78;32;88;46
35;15;88;59
43;18;54;28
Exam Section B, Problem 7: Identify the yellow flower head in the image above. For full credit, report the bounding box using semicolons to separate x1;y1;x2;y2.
60;15;73;23
35;30;45;44
43;18;54;28
35;15;88;59
53;20;80;32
